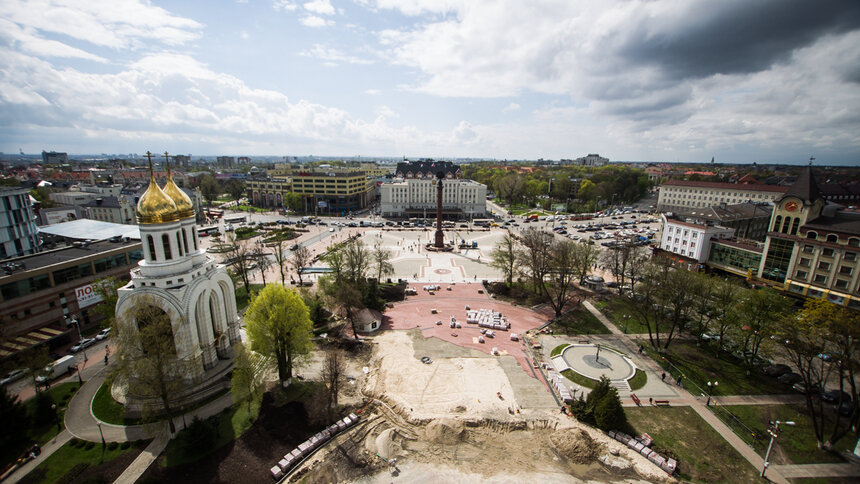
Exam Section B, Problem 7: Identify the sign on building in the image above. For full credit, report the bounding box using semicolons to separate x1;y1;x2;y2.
75;283;104;308
318;201;327;208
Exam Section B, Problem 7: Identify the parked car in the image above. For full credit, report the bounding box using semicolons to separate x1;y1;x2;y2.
70;338;96;353
95;328;111;340
792;382;822;394
1;369;26;386
420;356;433;365
777;372;802;385
821;390;852;404
763;364;791;377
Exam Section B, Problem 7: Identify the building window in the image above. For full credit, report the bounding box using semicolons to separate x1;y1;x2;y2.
148;235;157;261
826;234;839;243
822;248;834;257
773;215;782;232
840;266;853;276
835;279;850;289
806;231;817;239
791;218;799;235
795;270;808;279
798;257;811;267
849;238;860;248
818;261;831;270
845;252;857;261
813;274;827;284
176;232;183;257
162;234;172;260
803;245;814;254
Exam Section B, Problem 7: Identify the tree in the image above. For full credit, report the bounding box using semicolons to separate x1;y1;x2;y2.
225;237;252;290
231;341;263;420
571;242;600;283
199;175;219;208
224;179;245;207
290;243;311;286
729;287;791;371
517;228;553;295
545;240;579;318
322;348;345;423
284;192;302;213
600;244;647;292
253;240;272;286
343;239;370;283
322;280;364;339
495;174;526;205
115;297;191;433
271;237;290;286
93;277;125;330
371;242;394;283
22;346;52;393
30;187;56;208
244;284;313;386
490;233;518;287
0;387;29;463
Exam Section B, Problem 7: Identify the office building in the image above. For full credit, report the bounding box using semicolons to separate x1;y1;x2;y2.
0;187;40;260
380;161;486;219
657;180;787;212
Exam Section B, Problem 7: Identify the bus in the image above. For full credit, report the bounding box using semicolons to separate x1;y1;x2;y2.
472;219;494;227
224;215;247;224
198;225;219;237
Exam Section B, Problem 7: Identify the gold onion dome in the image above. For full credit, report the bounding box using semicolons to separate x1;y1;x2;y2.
162;155;194;219
136;151;180;224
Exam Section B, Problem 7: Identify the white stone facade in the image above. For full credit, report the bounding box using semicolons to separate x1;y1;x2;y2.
380;178;487;219
660;215;735;263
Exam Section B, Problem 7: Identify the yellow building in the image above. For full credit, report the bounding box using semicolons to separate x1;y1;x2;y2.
246;171;374;214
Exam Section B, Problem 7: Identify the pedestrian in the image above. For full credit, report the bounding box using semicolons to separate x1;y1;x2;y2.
649;397;653;405
661;372;666;381
104;355;109;365
676;375;683;386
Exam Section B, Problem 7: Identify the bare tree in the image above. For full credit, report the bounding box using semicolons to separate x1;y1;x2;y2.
343;239;370;283
545;240;579;318
271;237;289;285
253;240;272;286
371;242;394;282
517;228;553;295
571;242;600;283
490;233;518;287
231;341;264;420
225;236;252;290
290;243;311;285
322;348;346;423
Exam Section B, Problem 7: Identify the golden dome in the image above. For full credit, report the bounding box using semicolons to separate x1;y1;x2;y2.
163;179;194;219
136;152;180;224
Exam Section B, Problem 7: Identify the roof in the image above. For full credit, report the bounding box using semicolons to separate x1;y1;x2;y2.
682;202;773;222
737;173;759;184
0;239;141;281
780;166;821;204
710;239;763;252
396;161;460;178
661;179;789;193
81;196;123;208
802;214;860;237
38;219;140;241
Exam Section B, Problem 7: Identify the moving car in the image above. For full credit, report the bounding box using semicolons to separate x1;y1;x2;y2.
95;328;111;340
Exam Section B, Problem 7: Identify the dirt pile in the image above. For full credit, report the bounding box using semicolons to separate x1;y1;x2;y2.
374;428;403;460
549;428;605;464
425;418;466;444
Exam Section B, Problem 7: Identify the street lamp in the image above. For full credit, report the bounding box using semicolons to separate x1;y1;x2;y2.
97;421;106;448
706;381;718;406
51;403;60;431
66;315;87;362
762;420;794;477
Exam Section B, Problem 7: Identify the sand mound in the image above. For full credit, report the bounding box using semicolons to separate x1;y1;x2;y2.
375;428;402;460
425;419;466;444
549;428;604;464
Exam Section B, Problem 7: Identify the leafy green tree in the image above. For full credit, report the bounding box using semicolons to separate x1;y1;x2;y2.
284;192;303;213
231;342;263;420
0;387;29;463
224;179;245;207
93;276;125;329
199;174;219;208
244;284;313;386
30;187;55;208
729;287;791;371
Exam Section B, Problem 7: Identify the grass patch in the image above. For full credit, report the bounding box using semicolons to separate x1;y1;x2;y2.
554;306;610;335
235;283;265;311
628;369;647;391
234;204;267;213
625;406;760;483
25;382;81;444
639;340;787;396
592;298;652;334
720;404;852;465
560;369;598;389
25;437;145;484
91;381;133;425
551;344;568;357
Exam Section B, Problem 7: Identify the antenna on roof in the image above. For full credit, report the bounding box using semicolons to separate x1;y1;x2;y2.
809;156;815;166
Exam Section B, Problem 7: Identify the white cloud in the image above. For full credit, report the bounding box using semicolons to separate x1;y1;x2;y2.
299;15;333;27
365;89;381;95
273;0;298;11
503;102;520;112
300;44;373;64
303;0;335;15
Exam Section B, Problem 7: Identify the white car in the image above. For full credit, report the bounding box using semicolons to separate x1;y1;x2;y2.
70;338;96;353
95;328;111;340
1;369;26;386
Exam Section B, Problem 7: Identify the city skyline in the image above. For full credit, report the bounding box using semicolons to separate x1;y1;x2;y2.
1;0;859;164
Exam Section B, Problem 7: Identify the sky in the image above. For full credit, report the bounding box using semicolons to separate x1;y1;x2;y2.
1;0;859;164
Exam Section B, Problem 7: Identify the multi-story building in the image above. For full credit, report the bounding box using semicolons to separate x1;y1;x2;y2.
42;151;68;163
757;168;860;308
172;154;191;168
575;153;609;167
237;156;251;165
657;179;787;212
381;161;486;219
674;202;773;242
216;156;235;167
0;187;40;260
659;215;735;265
247;171;375;214
81;196;136;224
112;170;187;187
0;240;143;359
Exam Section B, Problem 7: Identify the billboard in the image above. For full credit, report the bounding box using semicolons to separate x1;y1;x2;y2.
318;200;327;208
75;283;104;309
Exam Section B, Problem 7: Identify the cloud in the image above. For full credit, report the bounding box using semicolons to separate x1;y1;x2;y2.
299;15;333;27
503;102;520;112
300;44;373;64
303;0;335;15
365;89;381;95
273;0;298;11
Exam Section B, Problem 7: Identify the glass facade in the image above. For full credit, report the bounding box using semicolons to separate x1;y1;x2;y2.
761;238;795;283
708;243;763;273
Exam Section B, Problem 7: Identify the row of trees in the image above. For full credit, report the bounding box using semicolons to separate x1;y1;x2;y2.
490;229;600;317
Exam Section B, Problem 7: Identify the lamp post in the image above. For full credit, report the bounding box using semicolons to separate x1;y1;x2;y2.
66;315;87;362
97;421;105;448
51;403;60;431
706;381;718;406
761;420;794;477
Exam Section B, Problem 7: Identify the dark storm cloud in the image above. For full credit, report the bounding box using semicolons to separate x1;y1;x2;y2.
619;0;860;80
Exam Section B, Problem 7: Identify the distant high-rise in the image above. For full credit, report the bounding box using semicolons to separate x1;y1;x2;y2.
0;187;40;259
216;156;235;167
42;151;68;164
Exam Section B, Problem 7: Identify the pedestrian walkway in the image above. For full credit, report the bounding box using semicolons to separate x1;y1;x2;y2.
2;431;71;484
111;430;169;484
580;300;790;484
771;462;860;479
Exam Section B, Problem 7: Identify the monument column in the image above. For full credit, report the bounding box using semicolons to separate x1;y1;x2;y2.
435;172;445;247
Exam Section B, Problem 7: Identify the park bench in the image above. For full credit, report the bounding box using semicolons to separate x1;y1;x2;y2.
654;400;670;406
630;393;641;406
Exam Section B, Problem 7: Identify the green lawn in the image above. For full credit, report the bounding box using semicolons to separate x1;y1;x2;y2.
640;340;787;396
625;406;760;483
721;404;853;465
91;381;134;425
591;299;651;334
561;369;598;389
554;307;610;335
26;382;81;445
551;344;568;357
24;439;145;484
234;204;267;213
235;283;265;311
629;369;647;391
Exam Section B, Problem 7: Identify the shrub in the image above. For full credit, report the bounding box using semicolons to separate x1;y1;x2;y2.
84;441;95;450
120;441;131;450
107;442;119;450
